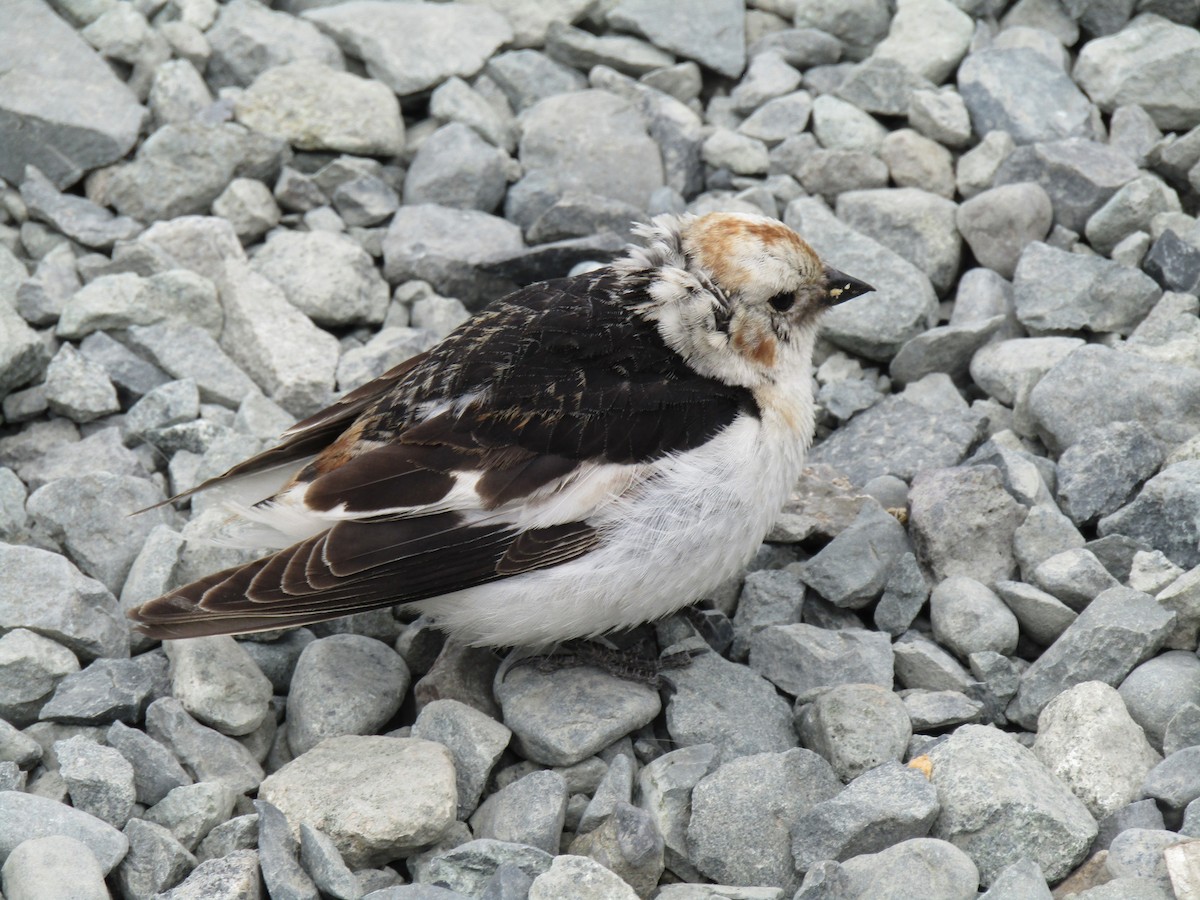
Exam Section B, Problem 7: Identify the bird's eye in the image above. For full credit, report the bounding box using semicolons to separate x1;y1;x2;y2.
769;292;795;312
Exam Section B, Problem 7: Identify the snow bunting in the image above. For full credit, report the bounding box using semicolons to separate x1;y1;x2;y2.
129;212;873;647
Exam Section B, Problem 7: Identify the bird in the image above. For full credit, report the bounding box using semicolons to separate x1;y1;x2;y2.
128;211;874;650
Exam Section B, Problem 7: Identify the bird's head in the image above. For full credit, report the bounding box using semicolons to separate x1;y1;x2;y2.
620;211;874;389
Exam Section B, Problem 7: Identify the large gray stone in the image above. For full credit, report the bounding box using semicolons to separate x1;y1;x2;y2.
206;0;344;88
834;838;980;899
304;1;513;96
1027;345;1200;452
1074;14;1200;130
0;0;145;189
796;683;912;781
1009;587;1177;729
404;122;509;214
1098;462;1200;570
958;47;1096;145
608;0;746;78
1056;422;1165;526
0;791;129;874
928;725;1097;885
750;624;893;700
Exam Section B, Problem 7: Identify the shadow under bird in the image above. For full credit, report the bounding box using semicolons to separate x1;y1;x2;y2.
129;212;874;649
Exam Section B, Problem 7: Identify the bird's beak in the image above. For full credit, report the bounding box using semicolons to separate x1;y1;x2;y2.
822;265;875;306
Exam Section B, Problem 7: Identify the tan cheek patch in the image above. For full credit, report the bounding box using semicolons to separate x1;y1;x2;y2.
731;319;778;368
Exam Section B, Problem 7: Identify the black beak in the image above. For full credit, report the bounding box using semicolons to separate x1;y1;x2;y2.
822;265;875;306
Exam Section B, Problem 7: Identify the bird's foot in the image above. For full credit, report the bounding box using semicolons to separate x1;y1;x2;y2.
509;639;702;689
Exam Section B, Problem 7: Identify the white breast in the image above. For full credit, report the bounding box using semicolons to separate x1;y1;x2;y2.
418;403;814;648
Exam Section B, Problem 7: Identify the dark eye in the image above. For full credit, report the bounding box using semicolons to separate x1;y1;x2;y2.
769;292;795;312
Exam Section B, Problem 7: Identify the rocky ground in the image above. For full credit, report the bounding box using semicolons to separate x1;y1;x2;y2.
2;0;1200;897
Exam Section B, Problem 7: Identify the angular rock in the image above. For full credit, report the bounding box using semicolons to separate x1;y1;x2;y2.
797;503;909;610
404;122;509;214
928;725;1097;885
993;581;1077;648
304;1;513;96
957;183;1053;280
1099;462;1200;570
1056;422;1164;526
470;769;566;856
687;749;840;895
259;735;456;868
412;699;511;819
154;849;260;899
930;576;1020;659
1034;681;1161;820
206;0;344;89
251;230;388;326
608;0;745;78
115;818;197;899
145;698;264;796
837;837;980;899
40;654;167;725
0;791;129;874
1009;587;1176;729
235;63;404;156
796;683;912;781
750;624;893;701
143;782;235;853
164;636;272;738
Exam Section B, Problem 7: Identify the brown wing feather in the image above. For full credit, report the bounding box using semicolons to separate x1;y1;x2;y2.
131;515;598;639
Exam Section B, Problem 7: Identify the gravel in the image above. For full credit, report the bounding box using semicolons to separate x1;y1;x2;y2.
4;2;1200;896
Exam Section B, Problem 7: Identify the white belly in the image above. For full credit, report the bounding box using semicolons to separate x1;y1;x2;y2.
417;410;811;647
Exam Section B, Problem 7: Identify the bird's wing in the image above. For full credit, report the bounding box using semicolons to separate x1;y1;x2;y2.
130;270;757;639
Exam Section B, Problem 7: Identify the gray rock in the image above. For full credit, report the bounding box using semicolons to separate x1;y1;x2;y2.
287;635;409;757
235;63;403;157
59;269;223;342
812;95;887;153
20;166;141;250
254;800;319;900
729;51;800;113
1056;422;1164;526
1164;702;1200;758
115;818;197;899
908;465;1027;585
1105;828;1182;891
797;503;909;610
730;569;804;660
96;122;285;225
750;624;893;701
0;303;49;398
1085;174;1181;257
701;129;770;176
993;581;1077;647
874;552;931;637
957;129;1017;199
486;50;588;113
894;633;978;696
1009;587;1176;729
431;74;516;151
608;0;745;78
526;853;637;900
1;835;110;900
908;88;973;149
902;689;986;731
1030;549;1121;612
1099;462;1200;570
0;545;129;662
419;839;552;897
107;720;192;807
164;636;272;738
148;59;214;128
42;343;120;424
412;699;511;819
1141;746;1200;811
791;147;891;204
808;377;987;486
871;0;971;83
1157;565;1200;653
1028;345;1200;453
634;744;716;881
382;204;524;308
993;139;1138;234
738;91;813;144
930;577;1020;659
1119;651;1200;751
155;849;261;900
470;769;566;855
836;837;980;900
0;791;129;874
545;22;674;77
259;736;456;868
55;733;136;828
194;815;258;863
835;187;959;295
125;322;258;409
304;1;512;96
405;123;508;215
1143;229;1200;295
206;0;344;89
785;197;937;361
145;697;264;796
958;48;1096;145
957;183;1053;279
299;824;360;900
143;781;236;852
796;683;912;780
0;628;80;727
252;230;388;327
217;261;339;416
792;761;939;872
928;725;1096;885
0;0;145;189
890;316;1005;387
1092;799;1167;854
577;753;634;835
212;178;281;243
687;749;840;894
1012;242;1161;335
1033;681;1161;820
40;654;166;725
568;800;663;899
495;663;660;767
663;643;798;764
1074;15;1200;130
